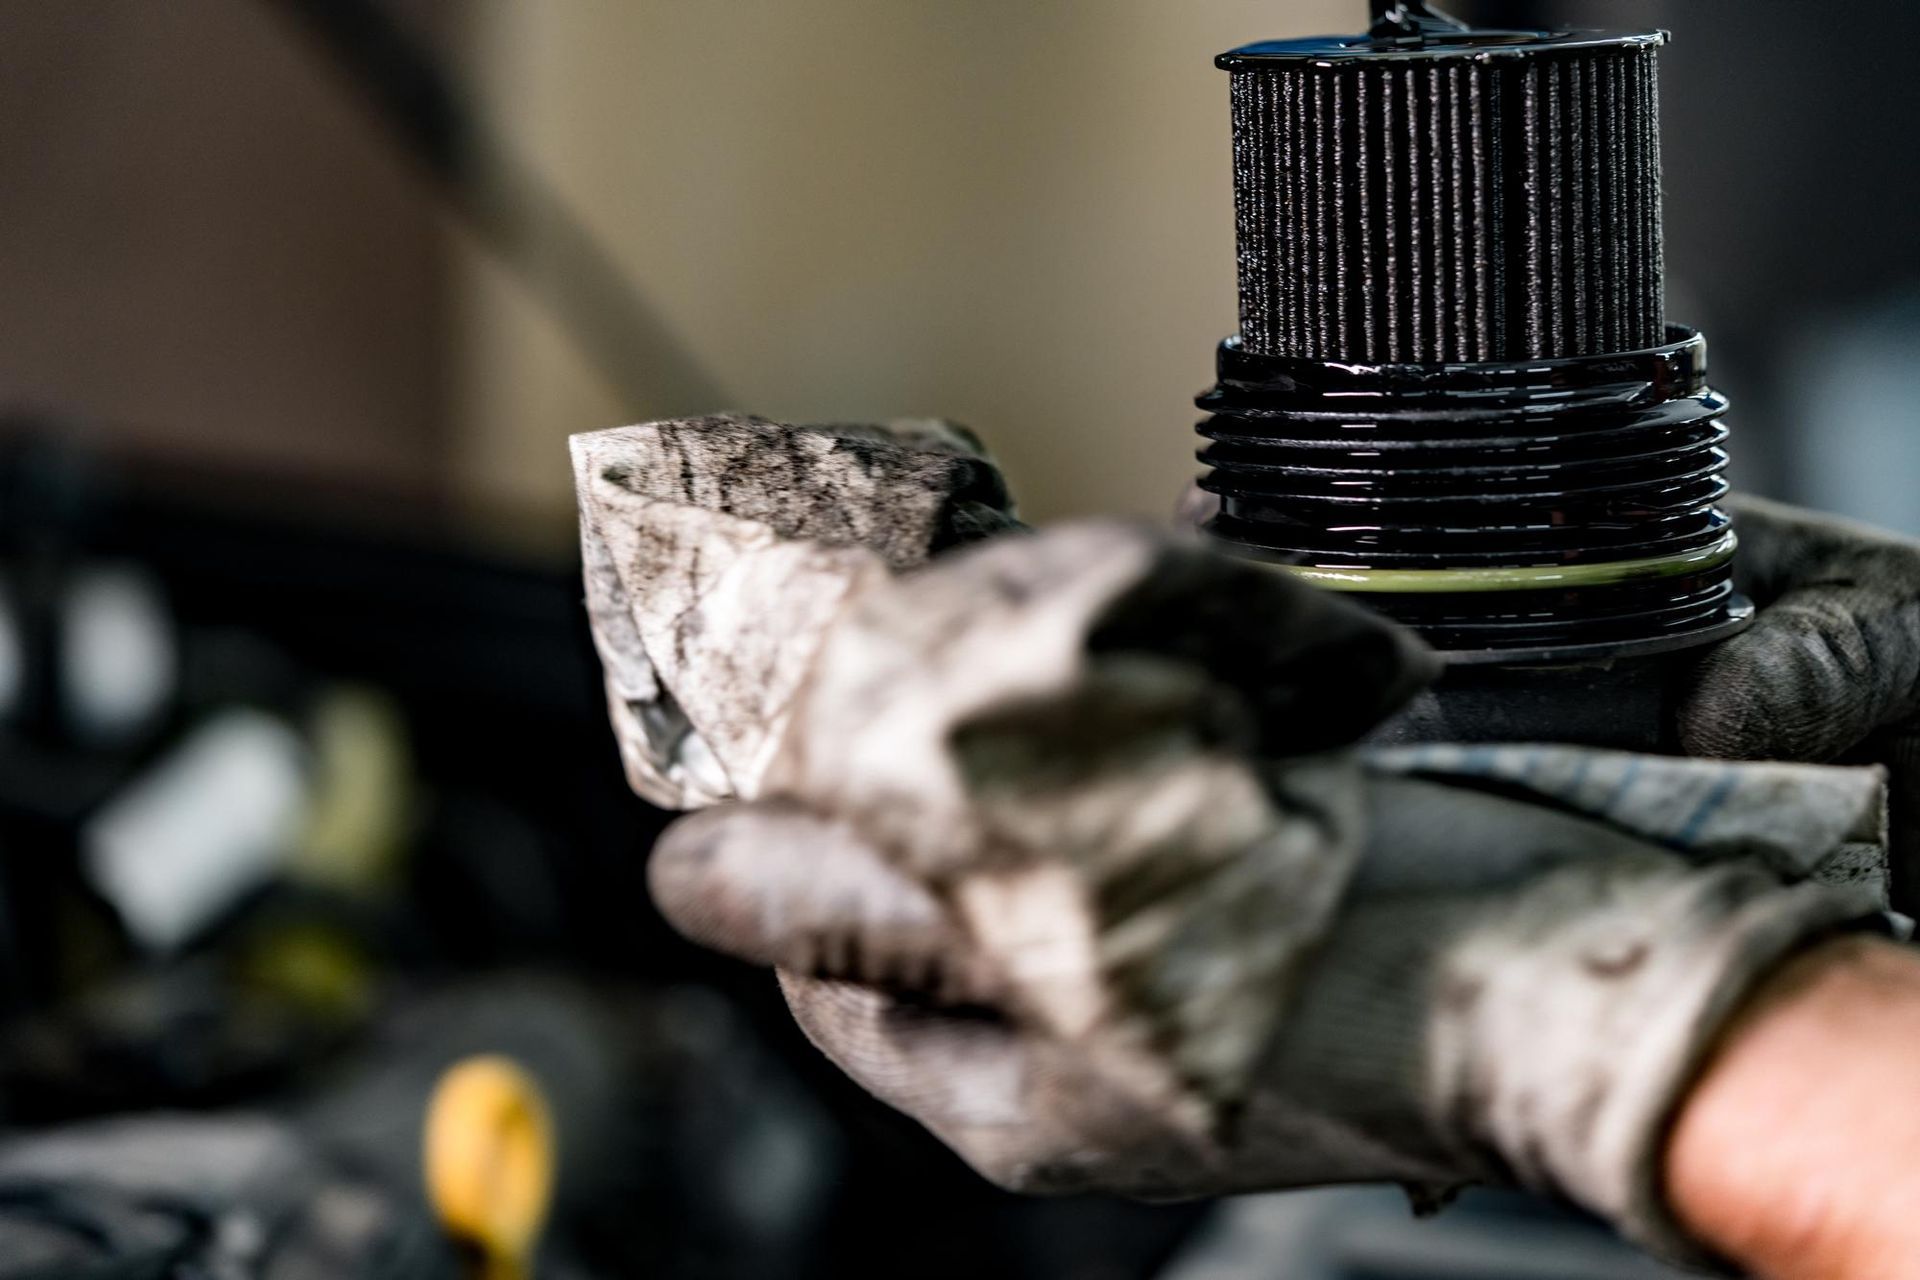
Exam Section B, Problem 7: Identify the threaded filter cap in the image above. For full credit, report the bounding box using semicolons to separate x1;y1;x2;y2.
1198;5;1749;660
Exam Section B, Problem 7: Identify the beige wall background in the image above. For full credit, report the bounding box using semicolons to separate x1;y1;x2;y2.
451;0;1352;526
0;0;449;491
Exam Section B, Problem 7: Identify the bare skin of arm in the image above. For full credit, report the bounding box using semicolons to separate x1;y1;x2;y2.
1666;937;1920;1279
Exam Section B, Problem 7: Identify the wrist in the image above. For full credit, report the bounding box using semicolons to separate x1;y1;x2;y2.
1665;937;1920;1278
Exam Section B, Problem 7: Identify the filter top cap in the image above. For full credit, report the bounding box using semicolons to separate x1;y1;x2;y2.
1218;27;1665;70
1222;0;1662;68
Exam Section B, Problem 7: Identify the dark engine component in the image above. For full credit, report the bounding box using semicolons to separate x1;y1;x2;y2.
1197;0;1750;665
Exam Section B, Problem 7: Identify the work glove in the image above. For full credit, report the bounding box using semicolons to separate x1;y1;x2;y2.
645;524;1884;1271
571;415;1016;809
1678;494;1920;907
573;418;1886;1270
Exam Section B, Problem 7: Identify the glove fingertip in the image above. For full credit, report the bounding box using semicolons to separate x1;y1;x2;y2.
649;802;827;964
1676;642;1776;759
652;803;985;996
1677;612;1871;763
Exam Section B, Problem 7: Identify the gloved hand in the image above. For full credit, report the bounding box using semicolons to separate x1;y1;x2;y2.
573;418;1885;1268
1679;494;1920;907
647;524;1884;1270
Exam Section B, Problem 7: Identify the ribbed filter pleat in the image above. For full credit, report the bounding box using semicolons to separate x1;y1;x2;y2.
1229;44;1663;362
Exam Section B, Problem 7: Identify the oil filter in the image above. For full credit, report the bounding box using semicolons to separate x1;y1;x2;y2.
1197;0;1752;676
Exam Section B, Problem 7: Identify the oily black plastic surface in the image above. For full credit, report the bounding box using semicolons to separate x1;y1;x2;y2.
1198;327;1749;656
1370;650;1693;750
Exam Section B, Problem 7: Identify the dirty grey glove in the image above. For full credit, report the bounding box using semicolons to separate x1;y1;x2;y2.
572;419;1884;1267
1679;494;1920;906
649;527;1884;1270
572;415;1017;808
654;786;1877;1269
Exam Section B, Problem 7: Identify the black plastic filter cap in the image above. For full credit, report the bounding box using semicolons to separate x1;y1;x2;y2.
1197;2;1750;661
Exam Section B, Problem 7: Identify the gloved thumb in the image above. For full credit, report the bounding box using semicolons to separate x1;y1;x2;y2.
649;802;999;1004
1678;583;1920;763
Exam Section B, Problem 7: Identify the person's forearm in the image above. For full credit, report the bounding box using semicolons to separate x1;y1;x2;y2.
1665;936;1920;1278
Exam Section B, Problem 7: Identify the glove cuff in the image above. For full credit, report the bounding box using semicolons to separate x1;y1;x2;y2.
1249;856;1885;1267
1436;859;1886;1270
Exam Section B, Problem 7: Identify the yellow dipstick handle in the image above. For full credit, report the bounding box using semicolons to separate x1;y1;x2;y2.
424;1055;556;1280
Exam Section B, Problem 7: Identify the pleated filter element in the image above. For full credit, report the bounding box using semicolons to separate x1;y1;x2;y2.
1225;39;1664;363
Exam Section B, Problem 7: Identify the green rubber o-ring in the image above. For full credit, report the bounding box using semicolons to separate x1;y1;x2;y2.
1270;532;1738;594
